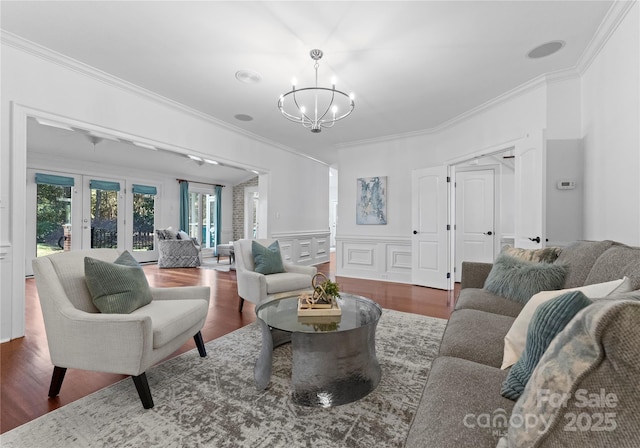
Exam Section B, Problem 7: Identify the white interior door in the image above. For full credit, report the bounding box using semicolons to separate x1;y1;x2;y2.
515;130;547;249
411;166;451;290
455;168;496;282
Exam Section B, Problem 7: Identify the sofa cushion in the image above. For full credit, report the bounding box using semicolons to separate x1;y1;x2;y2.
131;299;208;348
439;309;515;368
252;240;285;275
84;251;153;314
501;245;562;263
455;288;525;318
501;291;592;400
266;272;314;295
585;244;640;290
501;277;631;369
553;240;615;288
502;300;640;447
405;356;515;448
484;254;568;304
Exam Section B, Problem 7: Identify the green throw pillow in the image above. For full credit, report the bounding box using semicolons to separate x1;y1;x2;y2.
501;290;592;400
484;254;568;303
85;251;153;314
252;240;285;275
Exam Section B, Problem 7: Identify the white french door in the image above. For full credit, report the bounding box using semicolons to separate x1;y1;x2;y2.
515;130;547;249
82;177;125;251
27;171;159;274
411;166;451;290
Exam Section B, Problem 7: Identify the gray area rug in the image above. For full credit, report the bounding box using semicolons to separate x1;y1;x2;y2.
2;310;446;448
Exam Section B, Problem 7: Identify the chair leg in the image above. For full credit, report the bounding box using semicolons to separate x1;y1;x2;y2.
194;331;207;357
48;366;67;397
238;297;245;313
132;373;154;409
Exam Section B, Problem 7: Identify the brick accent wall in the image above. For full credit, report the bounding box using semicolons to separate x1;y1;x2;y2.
232;176;259;241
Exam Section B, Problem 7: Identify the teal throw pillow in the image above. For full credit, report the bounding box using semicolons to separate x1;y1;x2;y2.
484;254;568;303
85;251;153;314
501;290;592;400
252;240;285;275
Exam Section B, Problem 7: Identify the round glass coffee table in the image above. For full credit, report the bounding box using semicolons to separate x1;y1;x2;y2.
255;293;382;407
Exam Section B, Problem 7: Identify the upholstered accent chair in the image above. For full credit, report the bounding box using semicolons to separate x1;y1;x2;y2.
156;229;202;268
32;249;210;409
234;238;317;312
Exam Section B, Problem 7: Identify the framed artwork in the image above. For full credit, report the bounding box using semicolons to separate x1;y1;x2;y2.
356;176;387;225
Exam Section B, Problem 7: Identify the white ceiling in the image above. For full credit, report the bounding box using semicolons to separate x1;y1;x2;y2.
2;1;613;169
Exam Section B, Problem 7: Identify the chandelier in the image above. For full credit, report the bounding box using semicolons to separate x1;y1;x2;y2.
278;49;355;133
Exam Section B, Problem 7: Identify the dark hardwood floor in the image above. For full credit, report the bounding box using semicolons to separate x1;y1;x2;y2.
1;256;457;434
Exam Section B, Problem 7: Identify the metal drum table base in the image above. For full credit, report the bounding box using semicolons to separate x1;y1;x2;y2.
254;319;381;407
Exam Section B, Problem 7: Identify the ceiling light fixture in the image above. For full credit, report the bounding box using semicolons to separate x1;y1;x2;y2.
132;141;157;150
278;49;355;133
204;159;219;165
35;117;74;131
527;40;565;59
188;154;203;162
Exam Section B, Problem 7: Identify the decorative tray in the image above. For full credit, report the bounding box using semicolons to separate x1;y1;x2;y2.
297;297;342;316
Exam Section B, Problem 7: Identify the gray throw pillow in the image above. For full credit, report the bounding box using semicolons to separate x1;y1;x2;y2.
252;240;285;275
484;254;568;303
501;290;592;400
84;251;152;313
502;300;640;447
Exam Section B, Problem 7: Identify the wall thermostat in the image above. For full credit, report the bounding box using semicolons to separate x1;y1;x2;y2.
556;180;576;190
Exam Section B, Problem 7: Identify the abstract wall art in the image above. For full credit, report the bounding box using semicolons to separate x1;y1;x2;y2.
356;176;387;225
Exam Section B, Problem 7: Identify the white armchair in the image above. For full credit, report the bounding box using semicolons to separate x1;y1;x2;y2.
234;239;317;312
32;249;210;409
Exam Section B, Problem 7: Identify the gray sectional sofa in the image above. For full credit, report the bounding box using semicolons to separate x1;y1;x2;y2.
405;240;640;447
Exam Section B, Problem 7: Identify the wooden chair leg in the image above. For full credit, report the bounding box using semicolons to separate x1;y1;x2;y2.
238;297;244;312
194;331;207;357
132;373;154;409
48;366;67;397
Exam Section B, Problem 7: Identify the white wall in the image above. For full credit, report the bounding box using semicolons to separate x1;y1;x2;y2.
581;3;640;245
546;139;584;246
335;3;640;284
1;41;328;341
336;85;547;282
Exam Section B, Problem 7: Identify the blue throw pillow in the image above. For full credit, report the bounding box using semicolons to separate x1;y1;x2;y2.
484;254;568;303
501;290;592;400
252;240;285;275
85;251;153;314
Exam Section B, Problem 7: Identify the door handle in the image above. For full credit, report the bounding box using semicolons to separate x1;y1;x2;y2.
413;230;418;235
528;236;541;244
483;231;493;236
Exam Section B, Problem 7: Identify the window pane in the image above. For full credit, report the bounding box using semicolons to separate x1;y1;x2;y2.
133;193;155;251
188;192;199;240
36;184;72;257
91;188;118;248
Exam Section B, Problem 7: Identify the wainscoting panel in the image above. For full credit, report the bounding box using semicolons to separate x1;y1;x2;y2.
337;236;412;284
270;231;331;266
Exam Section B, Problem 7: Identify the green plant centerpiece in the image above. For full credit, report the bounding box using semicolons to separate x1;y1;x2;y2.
310;272;340;306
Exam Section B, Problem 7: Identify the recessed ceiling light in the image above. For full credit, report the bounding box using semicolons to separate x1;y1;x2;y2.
204;159;219;165
250;169;260;175
132;141;157;150
235;69;262;84
234;114;254;122
188;154;203;162
527;40;565;59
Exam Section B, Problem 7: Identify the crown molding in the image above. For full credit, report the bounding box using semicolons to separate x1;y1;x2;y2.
0;30;328;166
336;2;633;151
576;0;637;75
